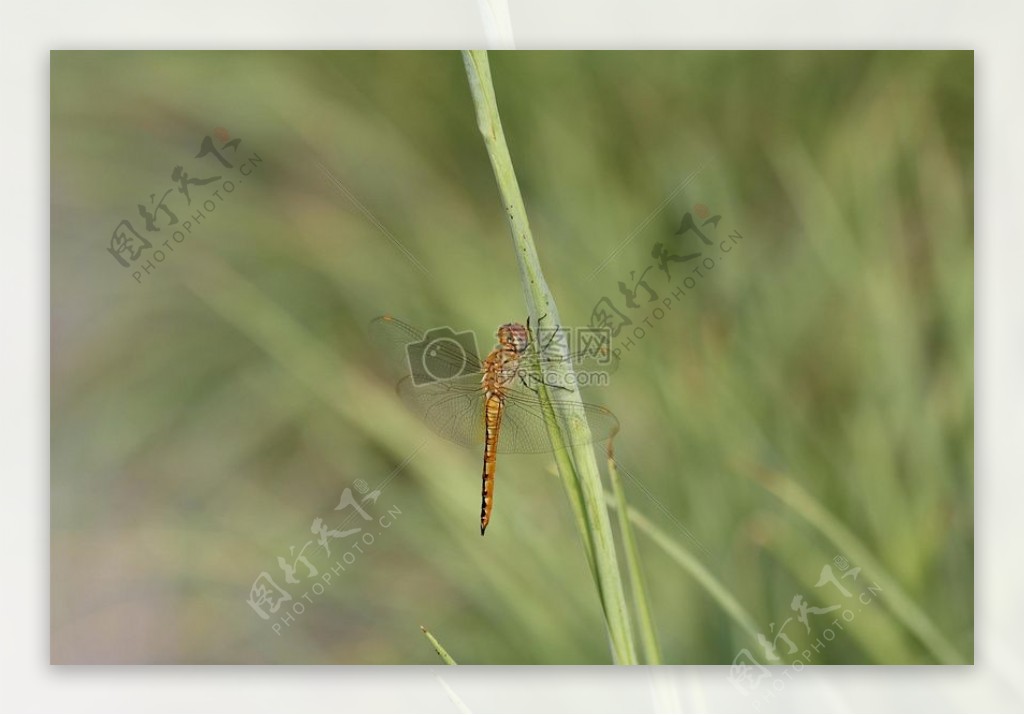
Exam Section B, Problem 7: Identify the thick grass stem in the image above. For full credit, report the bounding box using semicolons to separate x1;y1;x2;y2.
462;49;638;664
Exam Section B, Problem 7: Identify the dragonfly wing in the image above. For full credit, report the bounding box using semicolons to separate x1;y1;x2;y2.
395;375;619;455
495;384;620;454
370;315;485;384
395;375;485;449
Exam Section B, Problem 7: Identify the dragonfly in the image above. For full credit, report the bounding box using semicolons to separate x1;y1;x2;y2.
370;315;619;535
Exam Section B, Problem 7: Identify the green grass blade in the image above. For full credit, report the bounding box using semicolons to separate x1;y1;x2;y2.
607;450;663;664
462;49;637;664
550;428;598;579
420;625;458;665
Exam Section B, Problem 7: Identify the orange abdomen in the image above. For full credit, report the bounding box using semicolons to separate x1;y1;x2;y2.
480;392;504;535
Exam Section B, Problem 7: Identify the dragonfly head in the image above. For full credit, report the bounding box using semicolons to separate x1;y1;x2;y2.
497;322;529;353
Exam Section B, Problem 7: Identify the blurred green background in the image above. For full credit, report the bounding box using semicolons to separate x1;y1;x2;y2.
51;51;973;664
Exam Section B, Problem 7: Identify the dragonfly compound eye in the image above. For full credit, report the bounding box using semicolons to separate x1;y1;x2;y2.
498;323;529;353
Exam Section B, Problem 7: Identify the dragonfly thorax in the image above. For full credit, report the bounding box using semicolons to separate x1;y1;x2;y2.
481;323;530;392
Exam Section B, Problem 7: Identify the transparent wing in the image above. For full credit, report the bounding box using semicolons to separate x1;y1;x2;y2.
498;384;620;453
396;374;619;454
371;315;618;379
369;315;485;384
395;374;486;450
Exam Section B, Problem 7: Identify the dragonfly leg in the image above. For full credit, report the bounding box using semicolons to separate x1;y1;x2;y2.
528;316;567;360
524;317;572;392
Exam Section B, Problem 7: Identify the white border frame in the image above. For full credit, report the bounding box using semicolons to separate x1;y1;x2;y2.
7;0;1018;711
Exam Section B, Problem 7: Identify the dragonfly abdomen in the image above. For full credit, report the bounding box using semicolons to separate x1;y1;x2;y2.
480;390;505;535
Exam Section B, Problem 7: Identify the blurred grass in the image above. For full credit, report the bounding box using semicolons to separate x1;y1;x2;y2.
606;489;762;652
51;50;972;664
